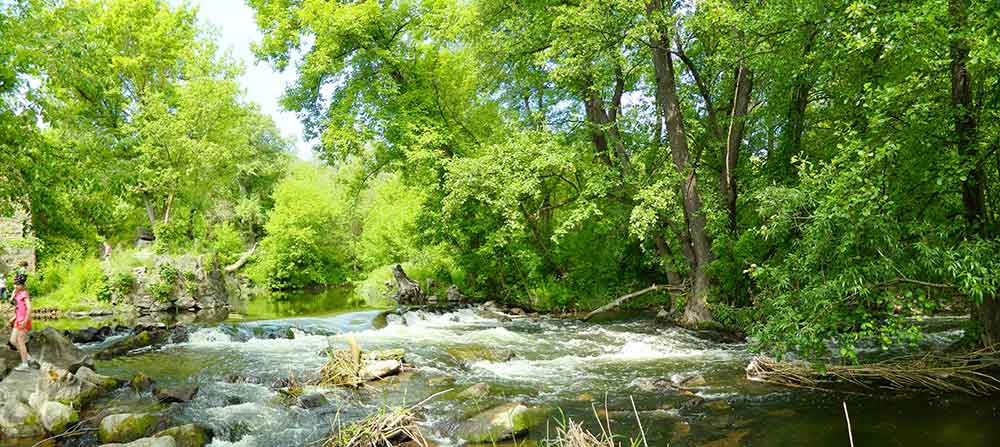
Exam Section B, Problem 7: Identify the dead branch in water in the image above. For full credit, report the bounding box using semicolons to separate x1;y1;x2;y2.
584;284;686;320
321;390;451;447
746;348;1000;396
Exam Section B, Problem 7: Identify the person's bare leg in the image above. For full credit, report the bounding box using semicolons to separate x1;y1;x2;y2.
15;330;29;363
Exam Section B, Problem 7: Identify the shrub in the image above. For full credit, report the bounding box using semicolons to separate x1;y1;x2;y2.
249;163;354;289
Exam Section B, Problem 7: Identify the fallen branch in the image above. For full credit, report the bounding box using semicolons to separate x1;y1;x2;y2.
746;348;1000;396
224;243;257;273
584;284;686;320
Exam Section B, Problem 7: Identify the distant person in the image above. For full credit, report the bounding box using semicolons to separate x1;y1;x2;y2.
0;274;6;303
8;274;39;370
102;241;113;260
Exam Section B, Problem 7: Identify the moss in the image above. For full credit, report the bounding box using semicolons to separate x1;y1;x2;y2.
156;424;211;447
99;413;160;444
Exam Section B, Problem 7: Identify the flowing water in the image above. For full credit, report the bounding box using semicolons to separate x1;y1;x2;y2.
63;290;1000;446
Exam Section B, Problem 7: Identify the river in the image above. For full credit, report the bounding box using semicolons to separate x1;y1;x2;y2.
56;289;1000;446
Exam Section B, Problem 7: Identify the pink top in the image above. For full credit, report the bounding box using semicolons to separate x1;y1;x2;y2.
14;289;29;322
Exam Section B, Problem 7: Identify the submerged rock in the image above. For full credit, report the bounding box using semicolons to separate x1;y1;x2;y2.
99;413;161;444
446;346;515;365
456;383;490;400
153;384;199;403
296;393;329;409
155;424;212;447
131;373;154;393
675;373;706;387
101;436;177;447
455;403;545;443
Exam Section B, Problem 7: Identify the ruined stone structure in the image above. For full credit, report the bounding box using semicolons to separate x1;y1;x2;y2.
0;207;36;274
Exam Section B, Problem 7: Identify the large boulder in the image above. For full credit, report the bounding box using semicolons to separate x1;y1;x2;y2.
0;400;44;438
0;327;93;373
99;413;161;444
155;424;212;447
1;365;116;412
111;253;231;315
101;436;177;447
39;400;78;433
455;403;545;443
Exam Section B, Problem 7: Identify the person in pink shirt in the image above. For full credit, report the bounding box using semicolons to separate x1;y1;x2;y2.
8;274;39;370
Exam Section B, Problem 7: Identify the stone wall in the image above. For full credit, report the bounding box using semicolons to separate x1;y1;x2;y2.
0;207;36;275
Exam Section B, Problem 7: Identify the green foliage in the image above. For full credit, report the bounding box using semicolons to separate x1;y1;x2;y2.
208;223;246;265
33;254;109;312
249;162;355;289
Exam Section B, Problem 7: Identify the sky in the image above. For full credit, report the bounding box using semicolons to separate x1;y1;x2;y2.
183;0;312;159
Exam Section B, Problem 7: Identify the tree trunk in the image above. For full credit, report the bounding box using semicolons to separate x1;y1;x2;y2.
143;194;158;229
392;264;424;305
648;0;714;325
721;63;752;235
774;24;817;179
949;0;997;344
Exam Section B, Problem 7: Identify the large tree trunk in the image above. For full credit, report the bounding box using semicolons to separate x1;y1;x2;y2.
949;0;997;344
649;0;714;325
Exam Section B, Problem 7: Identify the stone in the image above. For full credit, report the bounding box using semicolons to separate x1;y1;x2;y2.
446;285;466;302
509;308;525;316
455;403;546;443
359;359;402;381
131;373;154;393
97;329;171;360
367;348;405;362
446;346;515;365
427;376;454;387
679;397;705;412
153;384;199;403
154;424;212;447
456;383;490;400
675;373;706;387
704;400;731;412
101;436;177;447
99;413;161;444
75;366;119;393
0;400;44;438
296;393;329;409
39;400;78;433
0;327;93;373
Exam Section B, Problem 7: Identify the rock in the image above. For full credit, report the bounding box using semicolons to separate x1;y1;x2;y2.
2;365;113;411
456;383;490;400
446;285;467;303
0;327;93;373
153;384;199;403
359;360;402;381
75;366;119;393
704;400;731;412
456;403;545;443
296;393;329;409
367;348;405;362
99;413;161;444
0;400;44;438
97;329;171;360
131;373;154;392
655;308;671;320
675;373;706;387
39;400;78;433
101;436;177;447
679;397;705;412
447;346;514;365
155;424;212;447
427;376;454;387
508;307;525;316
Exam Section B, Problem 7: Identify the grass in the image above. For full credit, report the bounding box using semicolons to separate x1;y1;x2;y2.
323;406;427;447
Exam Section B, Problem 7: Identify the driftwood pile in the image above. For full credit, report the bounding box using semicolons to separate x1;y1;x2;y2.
746;349;1000;396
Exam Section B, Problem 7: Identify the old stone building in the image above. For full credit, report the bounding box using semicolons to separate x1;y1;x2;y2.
0;206;36;274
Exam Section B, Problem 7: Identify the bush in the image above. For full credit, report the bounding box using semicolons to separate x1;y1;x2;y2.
355;244;463;305
249;162;355;289
208;222;246;265
33;255;109;312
